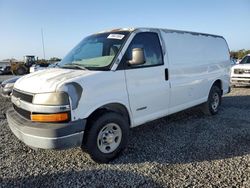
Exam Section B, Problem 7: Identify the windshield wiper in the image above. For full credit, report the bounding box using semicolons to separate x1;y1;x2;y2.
60;64;88;70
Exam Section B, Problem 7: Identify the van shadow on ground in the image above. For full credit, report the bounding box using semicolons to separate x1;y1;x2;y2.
113;94;250;165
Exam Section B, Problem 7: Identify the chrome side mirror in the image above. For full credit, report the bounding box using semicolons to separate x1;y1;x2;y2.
128;48;145;65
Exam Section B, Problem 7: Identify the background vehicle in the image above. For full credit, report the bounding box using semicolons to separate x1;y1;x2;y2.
0;62;58;96
0;64;11;75
0;76;21;97
231;54;250;87
10;55;37;75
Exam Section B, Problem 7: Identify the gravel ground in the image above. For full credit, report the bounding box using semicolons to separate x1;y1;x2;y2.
0;75;250;187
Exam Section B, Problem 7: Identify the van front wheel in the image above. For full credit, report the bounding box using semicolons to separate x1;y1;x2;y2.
83;112;129;163
202;85;222;115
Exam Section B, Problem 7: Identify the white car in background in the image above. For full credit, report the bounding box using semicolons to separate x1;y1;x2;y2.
0;76;21;97
231;54;250;87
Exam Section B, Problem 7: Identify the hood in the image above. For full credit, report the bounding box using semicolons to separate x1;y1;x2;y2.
233;64;250;69
2;76;22;85
14;68;93;93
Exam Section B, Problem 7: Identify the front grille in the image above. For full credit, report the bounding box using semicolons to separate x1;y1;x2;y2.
244;70;250;74
234;69;243;74
234;69;250;74
234;80;250;83
13;104;31;120
12;89;33;103
232;77;250;79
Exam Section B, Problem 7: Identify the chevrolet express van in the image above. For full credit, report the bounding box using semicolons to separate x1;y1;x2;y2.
6;28;231;163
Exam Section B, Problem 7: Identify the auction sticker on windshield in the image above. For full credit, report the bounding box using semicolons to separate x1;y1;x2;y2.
107;34;125;40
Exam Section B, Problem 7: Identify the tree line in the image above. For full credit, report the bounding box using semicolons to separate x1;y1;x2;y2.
230;49;250;59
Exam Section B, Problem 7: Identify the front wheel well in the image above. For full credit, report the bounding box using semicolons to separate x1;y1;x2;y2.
86;103;131;130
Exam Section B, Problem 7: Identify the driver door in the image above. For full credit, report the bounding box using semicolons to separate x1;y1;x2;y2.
122;32;170;126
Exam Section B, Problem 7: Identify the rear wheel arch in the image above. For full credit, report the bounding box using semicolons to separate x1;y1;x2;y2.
212;79;223;95
202;81;223;115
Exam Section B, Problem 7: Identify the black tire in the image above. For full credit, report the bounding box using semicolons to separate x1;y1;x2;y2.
16;67;26;75
83;112;129;163
202;85;222;115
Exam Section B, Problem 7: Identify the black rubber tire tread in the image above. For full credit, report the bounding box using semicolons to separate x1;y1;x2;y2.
202;85;222;115
16;67;26;75
82;111;129;163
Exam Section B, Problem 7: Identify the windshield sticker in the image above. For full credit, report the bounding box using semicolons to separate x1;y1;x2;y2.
107;34;125;40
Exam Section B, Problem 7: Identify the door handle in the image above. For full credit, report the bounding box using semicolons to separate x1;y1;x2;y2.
165;68;169;81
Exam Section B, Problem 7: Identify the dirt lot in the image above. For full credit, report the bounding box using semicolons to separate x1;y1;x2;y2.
0;75;249;187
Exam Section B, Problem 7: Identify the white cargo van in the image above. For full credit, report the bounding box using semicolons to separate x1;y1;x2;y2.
6;28;230;163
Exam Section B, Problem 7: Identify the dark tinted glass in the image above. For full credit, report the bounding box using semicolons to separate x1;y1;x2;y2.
240;56;250;64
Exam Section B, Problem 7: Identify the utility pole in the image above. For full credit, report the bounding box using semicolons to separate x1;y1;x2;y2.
41;28;46;60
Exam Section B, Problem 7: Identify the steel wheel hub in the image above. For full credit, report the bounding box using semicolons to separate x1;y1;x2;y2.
212;93;219;111
97;123;122;154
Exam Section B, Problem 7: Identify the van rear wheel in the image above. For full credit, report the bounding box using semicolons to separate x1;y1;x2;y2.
202;85;222;115
83;112;129;163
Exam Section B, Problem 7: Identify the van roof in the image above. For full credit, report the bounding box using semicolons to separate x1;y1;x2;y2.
98;27;223;39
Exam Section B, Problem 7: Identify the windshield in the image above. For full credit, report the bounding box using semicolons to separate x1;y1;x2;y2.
59;31;130;70
239;56;250;64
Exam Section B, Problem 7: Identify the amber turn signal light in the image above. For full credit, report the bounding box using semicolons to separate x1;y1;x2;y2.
31;113;69;122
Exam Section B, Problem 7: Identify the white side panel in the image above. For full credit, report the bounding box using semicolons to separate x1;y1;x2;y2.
160;30;230;114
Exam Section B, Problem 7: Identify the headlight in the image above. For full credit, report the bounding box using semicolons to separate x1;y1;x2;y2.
33;92;69;105
4;83;15;89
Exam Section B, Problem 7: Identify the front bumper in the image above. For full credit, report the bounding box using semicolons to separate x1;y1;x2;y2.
6;108;86;149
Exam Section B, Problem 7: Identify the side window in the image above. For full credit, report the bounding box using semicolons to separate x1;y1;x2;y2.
123;32;163;68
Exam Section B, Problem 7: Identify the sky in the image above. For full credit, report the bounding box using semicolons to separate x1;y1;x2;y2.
0;0;249;60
